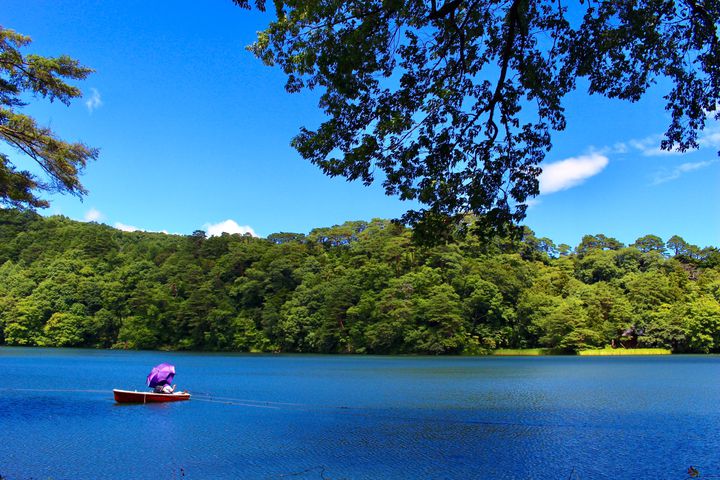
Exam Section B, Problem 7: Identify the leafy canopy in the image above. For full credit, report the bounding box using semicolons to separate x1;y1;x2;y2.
235;0;719;241
0;27;98;209
1;208;719;354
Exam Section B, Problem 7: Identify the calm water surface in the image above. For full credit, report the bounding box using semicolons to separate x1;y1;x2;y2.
0;348;718;479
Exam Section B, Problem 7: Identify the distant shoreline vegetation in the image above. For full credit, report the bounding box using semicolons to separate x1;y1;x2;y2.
0;345;677;356
0;208;718;355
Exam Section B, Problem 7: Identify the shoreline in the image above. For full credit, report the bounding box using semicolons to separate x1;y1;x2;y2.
0;345;676;356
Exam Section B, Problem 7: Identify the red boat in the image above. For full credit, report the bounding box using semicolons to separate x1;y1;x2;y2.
113;389;191;403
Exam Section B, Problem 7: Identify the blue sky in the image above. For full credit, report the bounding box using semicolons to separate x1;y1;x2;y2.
3;0;719;248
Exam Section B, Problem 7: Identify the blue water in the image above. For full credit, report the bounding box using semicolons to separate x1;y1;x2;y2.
0;348;718;479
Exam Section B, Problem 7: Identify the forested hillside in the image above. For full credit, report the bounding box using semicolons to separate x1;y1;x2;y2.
0;208;718;354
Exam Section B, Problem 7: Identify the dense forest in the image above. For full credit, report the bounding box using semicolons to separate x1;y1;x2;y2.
0;208;718;354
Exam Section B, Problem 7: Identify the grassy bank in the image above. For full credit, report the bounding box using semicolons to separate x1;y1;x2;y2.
491;348;561;356
490;347;672;356
578;347;671;356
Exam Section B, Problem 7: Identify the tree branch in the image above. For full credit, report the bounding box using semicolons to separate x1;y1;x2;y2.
429;0;463;20
486;0;524;141
683;0;720;50
458;0;524;143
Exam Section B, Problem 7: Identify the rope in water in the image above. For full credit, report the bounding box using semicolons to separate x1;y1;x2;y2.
191;393;322;407
187;392;618;430
191;397;280;409
0;387;109;393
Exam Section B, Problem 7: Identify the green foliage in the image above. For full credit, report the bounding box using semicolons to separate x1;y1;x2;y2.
116;316;158;350
0;27;97;209
576;234;625;257
640;304;689;351
575;250;622;283
41;312;87;347
684;296;720;353
535;297;605;351
632;235;666;255
0;208;719;354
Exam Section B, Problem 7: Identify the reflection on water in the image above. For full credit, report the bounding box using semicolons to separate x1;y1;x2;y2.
0;348;718;479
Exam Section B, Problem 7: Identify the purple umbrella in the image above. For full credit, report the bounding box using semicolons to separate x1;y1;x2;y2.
146;363;176;388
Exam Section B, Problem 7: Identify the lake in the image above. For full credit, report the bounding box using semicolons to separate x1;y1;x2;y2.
0;348;718;479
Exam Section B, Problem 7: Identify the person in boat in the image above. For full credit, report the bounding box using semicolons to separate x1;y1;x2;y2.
153;382;176;394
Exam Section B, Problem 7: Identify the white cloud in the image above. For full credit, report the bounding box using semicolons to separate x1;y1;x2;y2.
204;219;257;237
700;131;720;148
626;135;682;157
84;208;103;222
611;142;628;154
539;153;609;194
652;160;717;185
113;222;171;234
628;136;656;153
699;122;720;149
525;198;541;209
626;118;720;156
85;88;103;113
114;222;139;232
